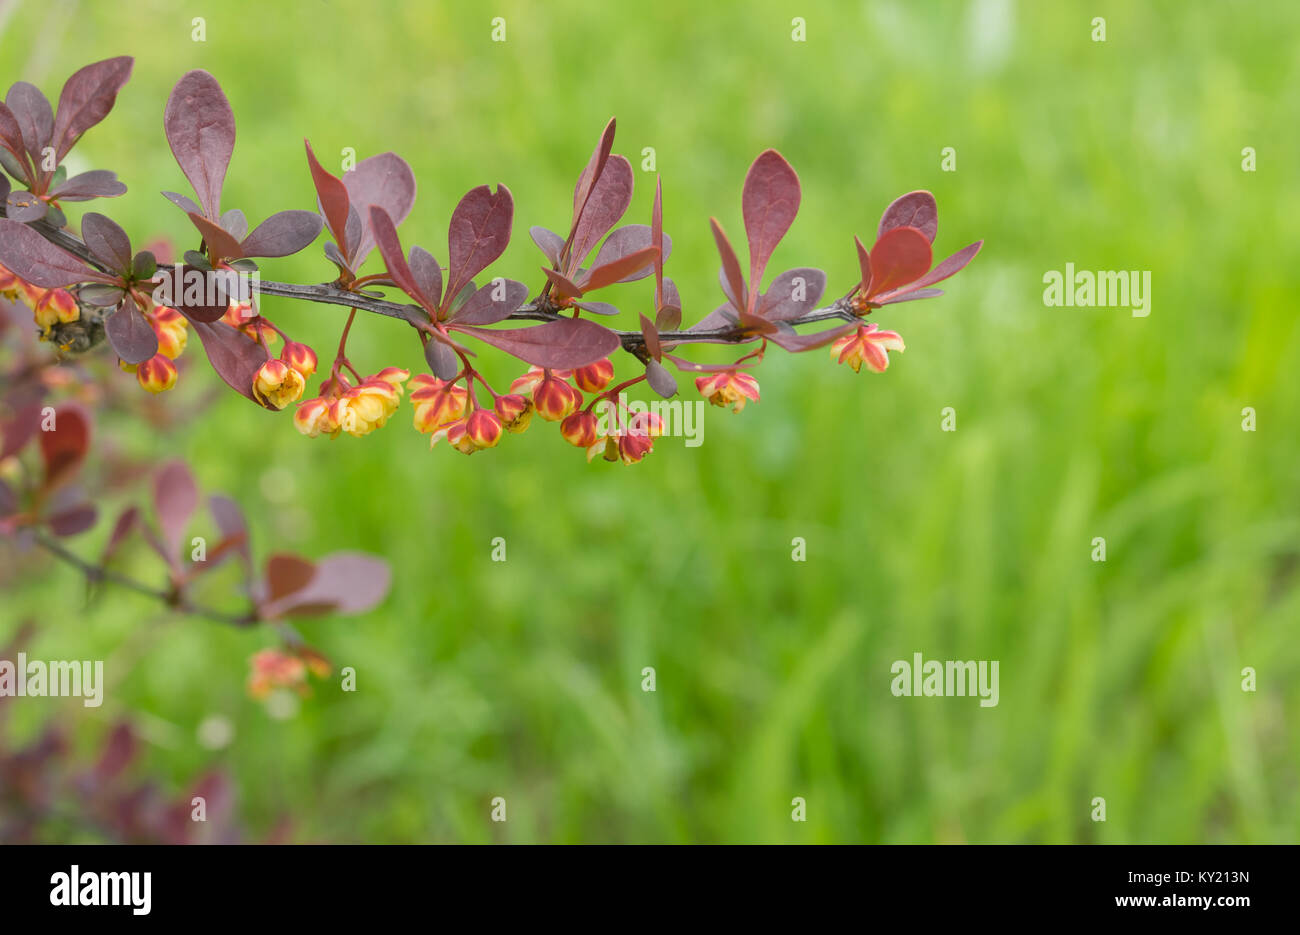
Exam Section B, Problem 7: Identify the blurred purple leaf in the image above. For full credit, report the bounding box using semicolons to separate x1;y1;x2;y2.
153;460;198;559
191;320;269;401
49;169;127;201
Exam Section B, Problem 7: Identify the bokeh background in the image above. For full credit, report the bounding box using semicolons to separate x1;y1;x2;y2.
2;0;1297;843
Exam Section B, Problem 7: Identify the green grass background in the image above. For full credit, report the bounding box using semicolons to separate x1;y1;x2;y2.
2;0;1298;842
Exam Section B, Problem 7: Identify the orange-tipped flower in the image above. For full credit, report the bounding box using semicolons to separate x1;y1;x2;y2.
252;359;307;410
0;263;20;298
248;648;308;700
695;369;760;413
279;340;318;378
573;358;614;393
561;410;601;448
150;305;189;359
510;365;573;396
410;374;469;433
830;322;905;373
466;408;503;449
134;354;179;394
532;372;583;421
294;397;341;438
613;411;665;465
27;286;80;332
494;393;533;433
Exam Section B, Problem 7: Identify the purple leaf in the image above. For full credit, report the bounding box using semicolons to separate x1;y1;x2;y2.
0;102;27;169
639;312;662;361
867;226;932;297
446;183;513;305
757;267;826;321
854;235;872;290
424;337;459;380
450;278;528;325
878;190;937;243
645;358;677;398
539;266;584;301
220;208;247;240
591;224;670;283
100;505;140;566
48;503;97;537
105;305;158;364
879;240;983;296
579;245;658;293
655;278;682;331
208;494;250;573
530;226;564;266
51;56;134;162
186;211;243;262
5;189;47;222
878;287;945;305
164;70;235;219
81;212;132;274
191;319;269;401
239;210;322;258
455;317;620;369
742;149;800;301
710;218;747;312
49;169;127;201
261;552;391;619
342;151;416;266
304;140;351;253
0;218;110;286
408;245;443;310
6;82;53;166
575;301;620;317
570;117;617;231
38;405;89;489
767;322;857;353
368;205;433;314
162;264;230;322
162;190;201;215
569;155;633;269
153;460;198;559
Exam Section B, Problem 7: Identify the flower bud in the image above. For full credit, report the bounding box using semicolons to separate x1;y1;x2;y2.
253;358;306;410
279;340;318;378
151;305;189;359
510;365;573;396
135;354;179;394
465;408;503;450
494;394;533;433
532;373;582;422
573;358;614;393
561;410;600;448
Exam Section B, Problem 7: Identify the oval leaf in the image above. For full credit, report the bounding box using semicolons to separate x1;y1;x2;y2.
742;149;800;298
105;305;158;365
455;317;620;369
164;70;235;219
240;210;322;259
446;183;513;305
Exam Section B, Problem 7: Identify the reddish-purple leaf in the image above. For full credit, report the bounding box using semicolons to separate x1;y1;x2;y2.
261;552;390;619
265;553;317;605
0;218;110;286
656;278;682;330
51;56;134;162
191;319;269;401
580;245;659;293
49;169;126;201
48;502;96;537
162;264;229;322
220;208;248;240
757;267;826;320
0;402;41;461
854;235;872;290
240;210;322;258
455;317;620;369
569;155;633;269
446;184;513;305
530;226;564;266
304;140;351;252
162;190;200;216
153;460;198;559
424;336;459;381
0;102;26;167
878;287;945;305
368;206;434;314
710;218;747;312
652;176;667;306
878;190;937;243
81;212;132;274
880;240;983;296
343;152;416;265
645;358;677;398
105;305;158;364
5;189;47;222
100;505;139;566
186;211;243;262
539;266;585;301
38;405;89;489
742;149;801;301
6;82;53;165
867;226;932;297
408;245;443;311
662;353;757;373
164;70;235;219
571;117;617;231
639;313;662;361
450;278;528;325
94;723;137;780
209;494;250;570
592;225;670;284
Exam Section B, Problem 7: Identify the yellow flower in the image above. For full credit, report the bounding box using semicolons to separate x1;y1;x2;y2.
252;359;307;410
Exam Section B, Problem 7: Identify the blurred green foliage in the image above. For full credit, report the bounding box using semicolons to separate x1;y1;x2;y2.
2;0;1297;843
